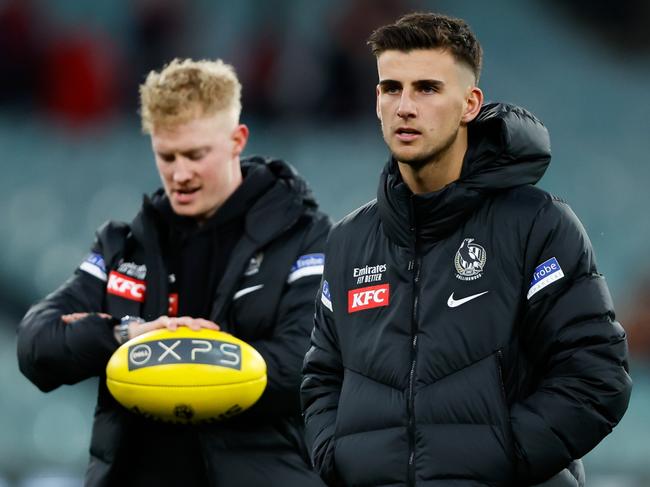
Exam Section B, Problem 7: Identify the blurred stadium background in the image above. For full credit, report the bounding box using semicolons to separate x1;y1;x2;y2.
1;0;649;485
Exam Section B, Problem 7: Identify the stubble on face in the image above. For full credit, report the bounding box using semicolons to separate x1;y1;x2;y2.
386;124;460;170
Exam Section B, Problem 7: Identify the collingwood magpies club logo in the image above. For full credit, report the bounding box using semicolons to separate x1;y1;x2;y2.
454;238;487;281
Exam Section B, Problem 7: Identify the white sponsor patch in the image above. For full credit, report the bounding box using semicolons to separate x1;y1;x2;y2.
244;252;264;276
353;263;387;284
527;257;564;299
233;284;264;301
287;253;324;283
117;261;147;280
79;252;107;281
321;280;333;312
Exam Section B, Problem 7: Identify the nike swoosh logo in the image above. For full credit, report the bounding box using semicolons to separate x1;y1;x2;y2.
447;291;489;308
233;284;264;300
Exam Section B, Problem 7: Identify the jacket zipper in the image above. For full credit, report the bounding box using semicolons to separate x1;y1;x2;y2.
407;251;421;487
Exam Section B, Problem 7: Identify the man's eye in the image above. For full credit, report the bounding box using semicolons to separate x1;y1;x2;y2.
382;86;400;95
160;154;175;162
187;152;204;161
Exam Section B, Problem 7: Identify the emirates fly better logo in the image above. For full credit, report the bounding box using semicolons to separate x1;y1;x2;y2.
348;284;390;313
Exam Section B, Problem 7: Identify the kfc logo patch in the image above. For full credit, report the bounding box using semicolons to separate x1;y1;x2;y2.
348;284;390;313
107;271;146;302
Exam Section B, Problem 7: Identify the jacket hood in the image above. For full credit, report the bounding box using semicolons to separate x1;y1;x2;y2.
239;155;319;242
378;102;551;247
243;155;319;209
460;102;550;190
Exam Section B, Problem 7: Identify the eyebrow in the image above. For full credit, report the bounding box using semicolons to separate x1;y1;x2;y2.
181;147;210;157
378;79;445;90
413;79;444;90
155;146;210;157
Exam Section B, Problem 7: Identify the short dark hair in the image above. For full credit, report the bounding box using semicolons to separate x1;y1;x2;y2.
367;12;483;82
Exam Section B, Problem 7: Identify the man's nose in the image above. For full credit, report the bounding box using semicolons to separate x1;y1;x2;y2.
172;158;192;183
397;91;417;119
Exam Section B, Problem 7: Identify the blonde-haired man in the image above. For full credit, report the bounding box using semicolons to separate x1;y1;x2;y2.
18;58;329;486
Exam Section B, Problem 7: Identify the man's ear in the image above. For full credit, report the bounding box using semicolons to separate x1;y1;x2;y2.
376;84;382;121
461;86;483;123
232;124;249;157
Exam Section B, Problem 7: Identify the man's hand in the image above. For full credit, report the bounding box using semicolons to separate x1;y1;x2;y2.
127;316;220;340
61;312;112;324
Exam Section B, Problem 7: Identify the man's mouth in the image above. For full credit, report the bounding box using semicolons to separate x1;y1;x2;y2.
173;187;200;203
395;127;421;141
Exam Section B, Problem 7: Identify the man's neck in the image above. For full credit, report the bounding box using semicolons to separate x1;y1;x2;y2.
398;129;468;194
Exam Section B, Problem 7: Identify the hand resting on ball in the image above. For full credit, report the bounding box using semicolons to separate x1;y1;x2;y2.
61;312;220;344
127;315;220;340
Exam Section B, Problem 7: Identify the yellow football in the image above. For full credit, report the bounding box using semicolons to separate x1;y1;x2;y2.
106;328;267;424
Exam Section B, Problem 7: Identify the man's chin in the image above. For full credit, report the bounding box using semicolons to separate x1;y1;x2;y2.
170;203;199;218
391;151;431;170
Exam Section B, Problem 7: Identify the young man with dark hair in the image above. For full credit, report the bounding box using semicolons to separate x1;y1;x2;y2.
18;58;328;487
301;13;631;487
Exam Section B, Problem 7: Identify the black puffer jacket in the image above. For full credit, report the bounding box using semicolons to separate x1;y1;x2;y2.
18;157;330;487
301;103;631;487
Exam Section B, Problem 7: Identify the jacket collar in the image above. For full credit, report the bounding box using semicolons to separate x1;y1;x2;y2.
377;102;551;248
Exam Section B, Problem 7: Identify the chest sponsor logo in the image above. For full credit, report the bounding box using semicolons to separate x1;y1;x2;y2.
117;261;147;280
348;284;390;313
107;271;146;302
353;263;387;284
454;238;487;281
527;257;564;299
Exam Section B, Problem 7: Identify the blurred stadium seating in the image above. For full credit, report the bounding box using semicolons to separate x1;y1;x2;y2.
1;0;649;485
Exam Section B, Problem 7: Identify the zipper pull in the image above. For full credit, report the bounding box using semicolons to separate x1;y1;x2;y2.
408;260;414;271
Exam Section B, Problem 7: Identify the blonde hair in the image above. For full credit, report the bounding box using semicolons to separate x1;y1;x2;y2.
139;58;242;133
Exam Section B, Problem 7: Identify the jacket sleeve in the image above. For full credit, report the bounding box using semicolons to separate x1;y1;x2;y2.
510;198;632;484
244;213;332;419
17;230;120;392
301;234;344;485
